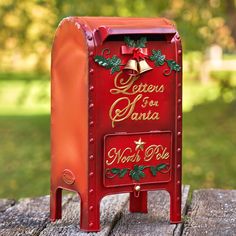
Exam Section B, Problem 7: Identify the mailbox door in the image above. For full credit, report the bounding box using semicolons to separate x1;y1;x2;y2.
104;131;172;187
92;33;181;190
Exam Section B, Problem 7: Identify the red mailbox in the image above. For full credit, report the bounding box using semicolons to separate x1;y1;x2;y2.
51;17;182;232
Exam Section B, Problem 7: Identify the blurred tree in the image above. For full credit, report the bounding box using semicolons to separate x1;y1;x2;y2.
166;0;235;51
0;0;57;72
0;0;235;72
225;0;236;43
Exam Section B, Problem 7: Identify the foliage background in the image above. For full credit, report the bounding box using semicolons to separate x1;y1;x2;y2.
0;0;235;198
1;0;236;72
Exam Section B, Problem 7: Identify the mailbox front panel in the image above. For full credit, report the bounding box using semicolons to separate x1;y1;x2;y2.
92;35;181;190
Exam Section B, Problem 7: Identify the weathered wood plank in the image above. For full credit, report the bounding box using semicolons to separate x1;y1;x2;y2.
0;195;71;236
39;193;129;236
110;185;190;236
183;189;236;236
174;185;190;236
0;199;15;213
0;196;50;236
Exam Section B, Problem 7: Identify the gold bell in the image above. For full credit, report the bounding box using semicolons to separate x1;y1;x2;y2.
124;59;139;75
138;60;153;74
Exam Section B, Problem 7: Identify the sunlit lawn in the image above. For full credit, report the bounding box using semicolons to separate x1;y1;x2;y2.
0;115;50;198
183;99;236;190
0;79;50;115
0;73;236;199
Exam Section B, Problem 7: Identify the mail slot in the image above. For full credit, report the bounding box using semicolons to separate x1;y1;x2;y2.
50;17;182;232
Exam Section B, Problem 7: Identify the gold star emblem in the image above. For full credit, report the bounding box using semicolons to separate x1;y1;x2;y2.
134;138;146;151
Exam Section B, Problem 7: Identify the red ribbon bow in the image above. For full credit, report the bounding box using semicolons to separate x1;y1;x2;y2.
121;46;148;60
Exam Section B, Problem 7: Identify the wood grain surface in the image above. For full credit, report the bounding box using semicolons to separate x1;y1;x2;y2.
4;187;234;235
111;185;190;236
183;189;236;236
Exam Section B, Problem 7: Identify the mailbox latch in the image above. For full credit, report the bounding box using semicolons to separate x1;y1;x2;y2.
134;185;141;198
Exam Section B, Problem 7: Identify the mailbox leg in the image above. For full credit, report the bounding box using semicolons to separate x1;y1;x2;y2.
169;187;182;223
80;195;100;232
50;188;62;221
129;191;148;213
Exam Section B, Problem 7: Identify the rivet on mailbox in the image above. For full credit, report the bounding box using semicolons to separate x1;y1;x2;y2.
51;17;182;232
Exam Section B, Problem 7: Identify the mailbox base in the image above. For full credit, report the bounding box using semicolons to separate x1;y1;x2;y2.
50;188;62;221
169;187;182;223
50;187;101;232
50;187;182;232
80;194;100;232
130;191;148;213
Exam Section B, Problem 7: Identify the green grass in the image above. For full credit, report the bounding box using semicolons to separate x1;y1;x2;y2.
0;80;50;115
0;74;236;198
0;115;50;198
0;71;49;81
183;99;236;190
183;79;220;112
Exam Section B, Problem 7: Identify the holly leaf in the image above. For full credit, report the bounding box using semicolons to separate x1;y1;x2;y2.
150;166;157;176
111;66;120;74
111;168;120;174
119;168;128;178
139;165;145;171
110;56;121;65
166;60;181;72
130;171;141;181
149;49;166;66
156;163;167;171
130;165;146;181
94;55;121;74
124;36;136;47
136;37;147;48
94;55;109;67
150;164;168;176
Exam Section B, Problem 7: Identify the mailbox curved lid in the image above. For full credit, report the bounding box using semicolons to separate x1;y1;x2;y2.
69;17;178;43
